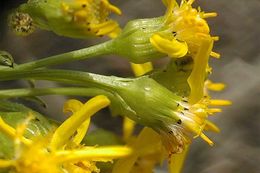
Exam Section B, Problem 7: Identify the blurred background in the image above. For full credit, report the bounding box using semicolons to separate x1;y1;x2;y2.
0;0;259;173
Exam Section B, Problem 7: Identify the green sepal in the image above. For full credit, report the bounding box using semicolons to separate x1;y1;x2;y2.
111;17;165;63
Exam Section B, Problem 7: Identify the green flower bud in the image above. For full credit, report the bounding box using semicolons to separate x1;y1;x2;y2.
106;76;193;153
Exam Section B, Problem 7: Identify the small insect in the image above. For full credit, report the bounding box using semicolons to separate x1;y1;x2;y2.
8;12;35;36
0;51;14;67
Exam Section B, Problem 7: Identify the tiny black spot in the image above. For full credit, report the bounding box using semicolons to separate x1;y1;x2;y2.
35;118;40;121
183;100;188;103
177;103;180;107
177;119;182;124
168;131;173;134
184;107;188;111
82;4;86;8
87;28;91;31
172;31;177;36
142;27;145;30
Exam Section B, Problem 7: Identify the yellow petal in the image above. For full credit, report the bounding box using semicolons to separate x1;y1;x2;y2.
56;146;132;163
123;117;136;142
187;0;195;5
0;117;16;139
130;62;153;77
204;120;220;133
63;99;91;145
205;80;226;91
93;20;120;36
210;99;232;106
108;27;122;38
208;108;222;114
169;145;189;173
50;95;110;150
202;12;218;18
0;117;31;145
163;0;177;20
63;99;83;114
200;133;214;146
188;38;213;104
0;160;14;168
73;118;91;145
112;154;138;173
113;128;163;173
102;0;122;15
210;51;221;58
150;34;188;58
212;36;220;41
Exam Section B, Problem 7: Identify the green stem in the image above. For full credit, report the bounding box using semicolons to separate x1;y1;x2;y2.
0;69;132;91
0;87;111;99
0;40;114;72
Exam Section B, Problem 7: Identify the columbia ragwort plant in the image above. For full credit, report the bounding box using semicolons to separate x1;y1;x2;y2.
0;0;231;173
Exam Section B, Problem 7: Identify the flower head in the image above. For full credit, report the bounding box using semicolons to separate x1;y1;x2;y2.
0;96;132;173
113;128;166;173
150;0;219;58
112;0;219;103
15;0;121;38
150;0;220;103
109;76;218;154
8;12;35;36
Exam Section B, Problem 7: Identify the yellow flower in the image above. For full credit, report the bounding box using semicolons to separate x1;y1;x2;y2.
60;0;122;38
17;0;122;38
113;128;166;173
150;0;219;59
0;95;132;173
149;0;220;103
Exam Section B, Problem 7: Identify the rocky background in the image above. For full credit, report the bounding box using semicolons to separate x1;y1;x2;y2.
0;0;259;173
